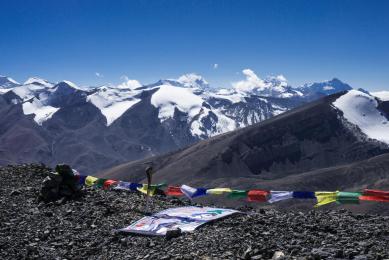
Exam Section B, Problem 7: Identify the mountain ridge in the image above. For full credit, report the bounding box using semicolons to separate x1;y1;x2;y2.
1;73;384;175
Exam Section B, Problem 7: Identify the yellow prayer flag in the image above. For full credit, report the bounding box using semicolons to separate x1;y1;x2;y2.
314;191;337;207
137;184;156;196
206;188;233;195
85;176;98;186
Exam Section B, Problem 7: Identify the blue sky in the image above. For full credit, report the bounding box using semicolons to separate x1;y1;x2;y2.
1;0;388;91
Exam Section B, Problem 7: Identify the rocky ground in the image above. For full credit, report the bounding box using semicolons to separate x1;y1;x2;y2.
1;164;389;259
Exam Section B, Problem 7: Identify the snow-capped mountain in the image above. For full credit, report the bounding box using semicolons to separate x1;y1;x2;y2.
297;78;353;101
0;76;20;92
0;72;384;175
333;90;389;144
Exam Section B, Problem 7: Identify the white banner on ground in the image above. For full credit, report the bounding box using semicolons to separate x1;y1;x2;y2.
119;206;239;236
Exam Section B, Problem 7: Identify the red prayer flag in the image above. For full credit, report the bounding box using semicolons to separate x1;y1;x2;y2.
359;196;389;202
103;180;118;190
247;190;270;202
363;189;389;197
166;186;184;196
360;189;389;202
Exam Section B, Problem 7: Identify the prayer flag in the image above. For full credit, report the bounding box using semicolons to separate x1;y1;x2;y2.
360;189;389;202
336;191;361;204
180;185;198;199
166;186;184;196
293;191;316;199
129;183;143;191
359;195;389;202
269;191;293;203
314;192;337;207
193;188;207;198
114;181;131;190
180;185;207;199
95;178;107;188
227;190;248;199
247;190;269;202
85;176;98;186
103;180;118;190
137;184;157;196
206;188;233;195
78;175;87;186
363;189;389;197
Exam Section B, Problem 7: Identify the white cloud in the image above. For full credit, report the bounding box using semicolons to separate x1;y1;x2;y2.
232;69;267;92
118;75;142;89
95;72;104;78
213;63;218;69
177;73;209;89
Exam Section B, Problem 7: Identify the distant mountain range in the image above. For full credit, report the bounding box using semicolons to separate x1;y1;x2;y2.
101;90;389;214
0;73;386;175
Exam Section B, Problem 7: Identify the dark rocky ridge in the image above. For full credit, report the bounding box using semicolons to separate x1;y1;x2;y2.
1;164;389;259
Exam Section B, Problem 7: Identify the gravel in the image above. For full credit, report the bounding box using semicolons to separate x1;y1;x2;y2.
1;164;389;259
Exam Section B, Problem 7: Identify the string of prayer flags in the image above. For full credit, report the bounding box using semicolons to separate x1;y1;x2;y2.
336;192;361;204
73;172;389;208
85;176;98;186
314;192;337;207
166;186;184;196
292;191;316;199
268;191;294;203
227;190;248;199
206;188;233;195
103;180;118;190
247;190;269;202
359;189;389;202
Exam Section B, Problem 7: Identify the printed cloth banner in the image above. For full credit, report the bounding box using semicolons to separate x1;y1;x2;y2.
336;192;361;204
85;176;98;186
247;190;269;202
180;185;207;199
166;186;184;196
315;192;337;207
119;206;239;236
293;191;316;199
269;191;294;203
206;188;233;195
228;190;248;199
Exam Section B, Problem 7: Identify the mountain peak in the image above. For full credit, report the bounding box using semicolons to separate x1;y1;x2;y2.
0;75;20;89
24;77;53;87
57;80;80;90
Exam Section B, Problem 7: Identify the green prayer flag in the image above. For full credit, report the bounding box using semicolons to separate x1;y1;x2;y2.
95;178;107;188
227;190;248;199
336;192;361;204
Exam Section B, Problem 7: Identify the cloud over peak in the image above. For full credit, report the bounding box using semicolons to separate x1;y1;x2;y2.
118;76;142;89
233;69;267;92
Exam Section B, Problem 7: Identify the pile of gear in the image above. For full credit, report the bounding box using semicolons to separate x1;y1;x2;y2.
39;164;82;202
